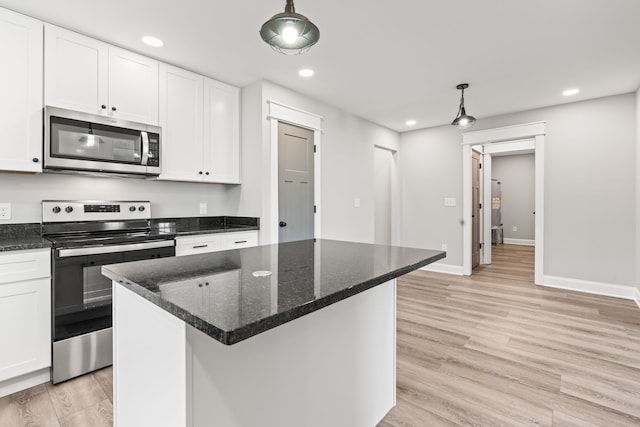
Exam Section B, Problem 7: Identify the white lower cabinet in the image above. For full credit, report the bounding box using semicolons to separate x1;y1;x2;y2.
0;249;51;393
175;231;258;256
221;231;259;251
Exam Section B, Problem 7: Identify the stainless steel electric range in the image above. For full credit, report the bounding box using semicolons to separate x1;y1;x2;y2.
42;200;175;384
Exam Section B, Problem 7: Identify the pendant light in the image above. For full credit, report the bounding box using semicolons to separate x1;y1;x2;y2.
260;0;320;55
451;83;477;129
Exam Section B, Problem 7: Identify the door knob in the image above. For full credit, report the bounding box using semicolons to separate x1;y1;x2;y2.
279;221;287;227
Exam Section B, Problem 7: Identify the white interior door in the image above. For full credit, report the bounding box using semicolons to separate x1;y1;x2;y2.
278;122;315;243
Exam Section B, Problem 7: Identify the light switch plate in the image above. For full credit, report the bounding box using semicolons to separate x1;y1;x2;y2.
354;198;361;208
444;197;457;207
199;203;207;214
0;203;11;220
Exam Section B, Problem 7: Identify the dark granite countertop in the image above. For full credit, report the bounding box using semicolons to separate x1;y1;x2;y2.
102;239;445;345
0;217;258;252
152;216;259;237
0;223;52;252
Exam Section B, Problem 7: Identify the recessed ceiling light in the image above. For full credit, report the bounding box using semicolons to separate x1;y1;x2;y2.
142;36;164;47
562;88;579;97
299;68;314;77
405;119;417;126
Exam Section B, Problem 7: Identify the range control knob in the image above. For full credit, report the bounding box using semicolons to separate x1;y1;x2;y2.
52;206;61;214
129;206;136;212
65;206;74;213
138;206;145;212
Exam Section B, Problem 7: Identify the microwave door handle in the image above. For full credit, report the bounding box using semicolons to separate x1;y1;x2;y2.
141;131;150;165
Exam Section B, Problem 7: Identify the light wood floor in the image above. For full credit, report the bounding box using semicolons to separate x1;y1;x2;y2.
2;244;639;426
379;244;640;426
0;366;112;426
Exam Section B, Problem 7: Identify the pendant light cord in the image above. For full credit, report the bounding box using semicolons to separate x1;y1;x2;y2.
285;0;295;13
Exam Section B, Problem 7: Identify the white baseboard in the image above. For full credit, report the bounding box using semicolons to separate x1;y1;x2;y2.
502;238;535;246
540;275;638;301
0;368;50;398
421;262;465;276
634;288;640;309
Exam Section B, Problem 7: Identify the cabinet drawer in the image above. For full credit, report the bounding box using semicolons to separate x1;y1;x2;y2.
222;231;258;250
175;234;222;256
0;249;50;284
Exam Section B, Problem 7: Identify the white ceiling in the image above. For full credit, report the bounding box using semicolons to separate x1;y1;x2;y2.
2;0;639;132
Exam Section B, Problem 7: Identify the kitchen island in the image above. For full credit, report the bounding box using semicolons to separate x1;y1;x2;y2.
102;239;444;427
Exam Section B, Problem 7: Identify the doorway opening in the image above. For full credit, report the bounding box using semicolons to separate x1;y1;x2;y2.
461;122;545;284
374;147;393;245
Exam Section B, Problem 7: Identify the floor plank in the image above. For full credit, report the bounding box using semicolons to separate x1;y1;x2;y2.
379;244;640;426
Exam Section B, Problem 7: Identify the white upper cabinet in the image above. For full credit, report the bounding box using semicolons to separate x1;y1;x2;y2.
0;8;43;173
108;47;159;124
45;24;159;125
158;64;240;184
203;78;240;184
44;25;107;115
158;63;203;182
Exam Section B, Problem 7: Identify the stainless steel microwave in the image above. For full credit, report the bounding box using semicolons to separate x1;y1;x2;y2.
44;106;161;177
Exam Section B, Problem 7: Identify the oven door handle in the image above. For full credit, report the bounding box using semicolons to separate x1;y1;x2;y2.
58;240;174;257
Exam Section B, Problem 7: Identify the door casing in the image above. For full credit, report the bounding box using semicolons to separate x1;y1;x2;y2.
461;122;546;285
267;100;323;244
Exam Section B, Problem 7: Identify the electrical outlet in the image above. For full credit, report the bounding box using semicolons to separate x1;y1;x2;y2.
512;226;518;232
0;203;11;220
353;198;361;208
441;244;447;252
199;203;207;215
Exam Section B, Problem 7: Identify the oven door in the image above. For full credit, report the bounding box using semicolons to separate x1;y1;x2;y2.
52;240;175;342
51;240;174;383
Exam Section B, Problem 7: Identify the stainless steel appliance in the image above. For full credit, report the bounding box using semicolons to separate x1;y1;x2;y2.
491;179;503;244
44;106;161;177
42;200;175;383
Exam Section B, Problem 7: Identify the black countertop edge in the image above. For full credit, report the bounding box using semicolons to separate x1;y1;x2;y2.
110;251;446;346
173;225;259;237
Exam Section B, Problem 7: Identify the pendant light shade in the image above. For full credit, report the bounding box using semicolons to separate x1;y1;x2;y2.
451;83;477;129
260;0;320;55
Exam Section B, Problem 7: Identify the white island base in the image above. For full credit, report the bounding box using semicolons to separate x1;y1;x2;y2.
113;280;397;427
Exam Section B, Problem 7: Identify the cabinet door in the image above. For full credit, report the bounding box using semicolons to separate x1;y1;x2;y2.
203;78;240;184
44;24;108;115
158;63;204;182
108;46;159;125
0;9;43;173
0;277;51;382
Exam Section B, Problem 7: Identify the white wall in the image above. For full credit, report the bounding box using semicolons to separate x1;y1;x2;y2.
636;88;640;293
400;93;637;288
0;173;227;223
400;125;463;265
492;154;535;241
227;80;400;245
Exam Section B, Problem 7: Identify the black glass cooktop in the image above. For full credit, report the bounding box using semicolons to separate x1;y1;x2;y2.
45;230;175;248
